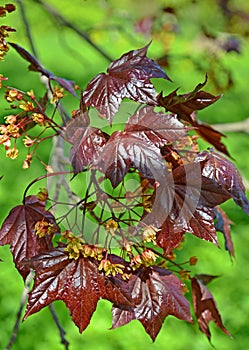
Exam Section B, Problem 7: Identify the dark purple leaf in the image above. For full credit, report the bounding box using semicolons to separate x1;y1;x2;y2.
93;130;166;187
112;266;192;341
147;161;232;253
214;206;234;257
157;78;230;156
191;276;231;341
157;76;220;121
9;42;77;97
197;151;249;214
0;195;55;279
24;248;133;333
65;113;109;173
125;106;187;147
82;43;171;124
194;122;230;157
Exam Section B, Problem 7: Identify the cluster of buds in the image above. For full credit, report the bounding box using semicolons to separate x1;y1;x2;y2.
0;113;20;152
105;219;119;236
0;25;16;60
98;258;125;277
81;244;105;261
36;188;49;202
35;220;57;238
142;225;158;244
5;88;23;102
62;231;85;260
62;231;106;261
51;86;64;103
0;4;16;60
130;249;158;269
0;87;53;165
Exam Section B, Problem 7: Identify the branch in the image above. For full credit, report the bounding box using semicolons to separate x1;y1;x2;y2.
15;0;38;57
49;304;70;350
212;118;249;133
32;0;113;62
4;271;34;350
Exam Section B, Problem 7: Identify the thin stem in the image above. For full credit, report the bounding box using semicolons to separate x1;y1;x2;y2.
33;0;113;62
16;0;38;57
49;304;69;350
4;271;34;350
22;171;74;203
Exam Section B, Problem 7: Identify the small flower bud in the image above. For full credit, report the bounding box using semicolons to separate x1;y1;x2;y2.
6;147;18;159
32;113;46;126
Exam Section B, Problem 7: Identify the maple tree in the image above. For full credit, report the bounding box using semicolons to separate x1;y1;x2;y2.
0;3;249;349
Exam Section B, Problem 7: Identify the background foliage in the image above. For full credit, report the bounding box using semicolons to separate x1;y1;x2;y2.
0;0;249;349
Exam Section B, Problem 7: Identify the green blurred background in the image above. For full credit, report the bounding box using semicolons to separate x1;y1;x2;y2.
0;0;249;349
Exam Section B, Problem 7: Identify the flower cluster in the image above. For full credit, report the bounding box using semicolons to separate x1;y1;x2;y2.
0;25;15;60
142;225;158;244
0;86;64;167
62;231;106;260
98;259;125;276
105;219;119;235
130;249;158;269
0;4;16;60
35;220;57;238
36;188;49;202
51;86;64;103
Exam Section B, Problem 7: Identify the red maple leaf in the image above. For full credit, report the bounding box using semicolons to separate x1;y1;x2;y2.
125;106;187;147
157;76;220;122
214;206;234;257
112;266;192;341
191;276;231;341
82;43;171;124
0;195;56;279
197;151;249;214
146;161;232;254
65;112;109;173
93;130;166;187
24;248;133;333
157;78;230;156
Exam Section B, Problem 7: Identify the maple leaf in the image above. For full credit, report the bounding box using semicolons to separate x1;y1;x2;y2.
24;248;133;333
145;161;232;254
112;266;192;341
214;206;234;257
157;79;230;156
124;106;187;147
65;112;109;173
197;151;249;214
191;276;231;341
0;195;56;279
157;76;220;122
82;43;171;124
93;130;166;187
156;219;185;255
9;42;77;97
193;121;230;157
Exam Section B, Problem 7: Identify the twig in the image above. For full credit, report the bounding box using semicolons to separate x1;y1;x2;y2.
15;0;38;57
4;271;34;350
212;118;249;133
33;0;113;62
49;303;70;350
